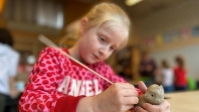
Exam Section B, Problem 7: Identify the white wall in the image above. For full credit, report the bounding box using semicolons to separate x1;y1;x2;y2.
150;45;199;80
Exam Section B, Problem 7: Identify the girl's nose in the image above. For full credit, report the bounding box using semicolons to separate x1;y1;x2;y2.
99;46;110;57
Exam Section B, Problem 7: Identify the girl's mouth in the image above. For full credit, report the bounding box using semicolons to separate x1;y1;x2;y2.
93;54;100;60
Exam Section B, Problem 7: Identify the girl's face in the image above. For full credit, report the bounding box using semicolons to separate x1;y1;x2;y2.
78;22;128;64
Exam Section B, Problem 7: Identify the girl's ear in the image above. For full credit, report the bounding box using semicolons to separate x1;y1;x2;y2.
80;18;88;35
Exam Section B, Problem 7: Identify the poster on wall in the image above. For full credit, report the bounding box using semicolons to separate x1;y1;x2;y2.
140;37;155;48
147;37;155;48
163;32;172;43
155;34;163;46
192;25;199;37
140;39;148;48
170;30;180;42
180;28;191;40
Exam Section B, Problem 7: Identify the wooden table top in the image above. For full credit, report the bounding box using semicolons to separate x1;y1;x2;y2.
165;90;199;112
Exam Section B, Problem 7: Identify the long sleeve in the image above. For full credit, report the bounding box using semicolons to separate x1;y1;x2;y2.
19;47;85;112
96;62;142;95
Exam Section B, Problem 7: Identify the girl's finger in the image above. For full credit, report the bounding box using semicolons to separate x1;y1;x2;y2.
123;104;135;111
134;106;148;112
122;96;139;105
137;81;147;93
115;82;135;89
121;89;138;97
142;100;170;112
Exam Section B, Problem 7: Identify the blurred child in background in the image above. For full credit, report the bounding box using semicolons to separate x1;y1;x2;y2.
0;28;20;112
157;59;174;93
174;55;188;91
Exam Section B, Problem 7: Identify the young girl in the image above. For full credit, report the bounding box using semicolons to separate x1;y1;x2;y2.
174;55;188;91
19;3;170;112
159;60;174;93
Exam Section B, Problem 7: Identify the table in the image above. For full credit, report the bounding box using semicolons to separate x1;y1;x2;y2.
165;90;199;112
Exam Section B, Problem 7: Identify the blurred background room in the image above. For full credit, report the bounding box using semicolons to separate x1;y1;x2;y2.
0;0;199;112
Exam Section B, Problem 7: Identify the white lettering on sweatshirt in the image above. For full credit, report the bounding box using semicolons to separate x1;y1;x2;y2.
57;76;102;96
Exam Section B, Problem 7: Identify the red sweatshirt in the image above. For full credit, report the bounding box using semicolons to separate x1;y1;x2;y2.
19;47;141;112
174;66;187;86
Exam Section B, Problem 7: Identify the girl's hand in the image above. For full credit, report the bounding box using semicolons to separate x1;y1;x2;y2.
93;82;139;112
135;81;170;112
134;100;170;112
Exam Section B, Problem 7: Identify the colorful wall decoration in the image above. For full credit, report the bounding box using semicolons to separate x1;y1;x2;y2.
140;24;199;48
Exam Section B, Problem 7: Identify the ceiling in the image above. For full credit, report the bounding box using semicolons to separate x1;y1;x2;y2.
65;0;184;20
114;0;183;19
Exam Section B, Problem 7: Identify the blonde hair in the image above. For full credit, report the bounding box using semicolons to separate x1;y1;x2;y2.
85;3;130;29
60;2;130;48
59;20;81;47
84;2;131;47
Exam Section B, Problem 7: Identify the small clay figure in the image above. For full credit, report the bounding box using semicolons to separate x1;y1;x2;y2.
137;84;164;108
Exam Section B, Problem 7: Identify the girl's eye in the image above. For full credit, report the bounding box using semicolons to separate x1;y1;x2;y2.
110;46;115;51
100;36;106;42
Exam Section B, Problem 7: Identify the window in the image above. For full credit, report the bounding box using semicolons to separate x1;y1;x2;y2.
3;0;64;29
